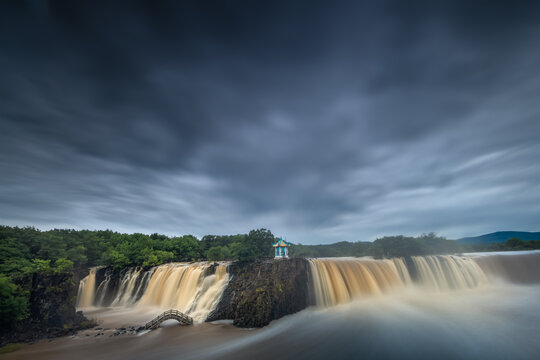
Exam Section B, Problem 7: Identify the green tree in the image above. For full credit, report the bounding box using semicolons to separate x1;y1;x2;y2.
221;246;232;260
229;242;243;259
36;233;67;260
506;238;525;249
103;249;130;269
54;258;74;273
0;275;29;326
243;229;274;260
236;246;256;262
154;250;174;265
142;254;159;267
163;236;201;261
66;245;88;266
206;246;223;261
33;259;52;273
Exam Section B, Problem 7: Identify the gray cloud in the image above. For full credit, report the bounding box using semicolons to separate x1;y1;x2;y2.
1;1;539;243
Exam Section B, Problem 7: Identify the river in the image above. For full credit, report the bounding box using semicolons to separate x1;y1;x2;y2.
4;251;540;360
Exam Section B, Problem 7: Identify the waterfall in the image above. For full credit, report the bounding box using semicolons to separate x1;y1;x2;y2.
77;262;229;322
110;267;147;306
77;267;98;307
184;265;229;322
94;271;112;306
411;255;487;290
472;251;540;284
308;255;488;307
309;258;412;307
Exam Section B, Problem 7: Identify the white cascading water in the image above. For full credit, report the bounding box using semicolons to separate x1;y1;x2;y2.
411;255;487;290
309;258;412;307
110;267;153;307
135;263;229;322
77;262;229;323
309;255;488;307
77;266;99;307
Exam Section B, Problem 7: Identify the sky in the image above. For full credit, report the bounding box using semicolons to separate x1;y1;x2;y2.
1;1;539;244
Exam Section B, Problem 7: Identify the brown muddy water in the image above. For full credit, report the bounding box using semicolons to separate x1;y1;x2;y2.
3;251;540;360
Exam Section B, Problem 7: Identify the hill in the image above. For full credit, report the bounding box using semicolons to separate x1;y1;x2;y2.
456;231;540;244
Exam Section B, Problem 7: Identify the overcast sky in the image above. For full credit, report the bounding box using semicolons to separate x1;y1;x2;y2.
1;1;539;244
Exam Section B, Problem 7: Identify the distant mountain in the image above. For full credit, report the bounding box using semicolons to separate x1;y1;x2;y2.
456;231;540;244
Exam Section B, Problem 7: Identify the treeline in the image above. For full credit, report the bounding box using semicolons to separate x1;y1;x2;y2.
467;237;540;252
0;226;276;273
290;233;540;258
290;233;459;258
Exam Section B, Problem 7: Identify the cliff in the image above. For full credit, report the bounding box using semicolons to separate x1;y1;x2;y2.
207;258;310;327
0;271;92;346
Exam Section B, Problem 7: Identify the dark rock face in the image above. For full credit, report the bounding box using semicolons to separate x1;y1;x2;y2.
207;258;310;327
1;271;93;346
29;272;81;329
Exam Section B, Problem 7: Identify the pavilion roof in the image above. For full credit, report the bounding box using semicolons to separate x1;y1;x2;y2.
272;238;292;247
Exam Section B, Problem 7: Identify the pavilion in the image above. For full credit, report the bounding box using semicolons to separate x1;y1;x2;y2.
272;237;291;258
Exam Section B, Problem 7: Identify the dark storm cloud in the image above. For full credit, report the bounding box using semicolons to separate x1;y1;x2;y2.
1;0;539;243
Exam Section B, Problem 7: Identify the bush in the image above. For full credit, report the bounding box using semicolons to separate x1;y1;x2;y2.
206;246;223;261
54;258;74;273
0;275;29;326
243;229;274;260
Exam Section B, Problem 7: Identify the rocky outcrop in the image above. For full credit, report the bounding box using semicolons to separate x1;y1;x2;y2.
207;258;310;327
28;272;88;331
0;271;93;346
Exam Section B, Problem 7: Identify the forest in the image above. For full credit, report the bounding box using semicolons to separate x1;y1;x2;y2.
290;233;540;258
